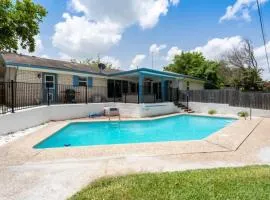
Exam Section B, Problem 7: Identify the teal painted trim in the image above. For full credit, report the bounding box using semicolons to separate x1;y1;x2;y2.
5;61;205;82
88;77;93;87
161;80;166;102
42;73;58;103
73;75;79;87
109;68;204;81
138;74;144;103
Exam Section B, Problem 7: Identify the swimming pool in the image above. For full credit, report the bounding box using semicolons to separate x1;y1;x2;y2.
34;115;236;149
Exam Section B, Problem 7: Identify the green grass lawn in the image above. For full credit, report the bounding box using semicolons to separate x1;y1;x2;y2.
69;165;270;200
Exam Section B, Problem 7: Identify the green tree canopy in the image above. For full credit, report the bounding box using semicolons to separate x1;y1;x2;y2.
164;52;220;88
0;0;47;53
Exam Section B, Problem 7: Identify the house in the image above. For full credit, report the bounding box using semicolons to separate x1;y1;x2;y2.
0;53;204;106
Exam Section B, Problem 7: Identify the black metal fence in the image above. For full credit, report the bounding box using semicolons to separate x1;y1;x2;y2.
0;81;179;114
179;90;270;110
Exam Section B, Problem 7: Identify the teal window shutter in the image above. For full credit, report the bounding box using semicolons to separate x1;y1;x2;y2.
88;77;93;87
73;75;79;87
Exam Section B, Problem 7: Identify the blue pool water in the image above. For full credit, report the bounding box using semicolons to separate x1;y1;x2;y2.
34;115;236;149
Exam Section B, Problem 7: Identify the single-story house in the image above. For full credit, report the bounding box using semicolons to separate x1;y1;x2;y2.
0;53;204;106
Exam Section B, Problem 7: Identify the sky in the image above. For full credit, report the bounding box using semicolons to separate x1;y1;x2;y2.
27;0;270;80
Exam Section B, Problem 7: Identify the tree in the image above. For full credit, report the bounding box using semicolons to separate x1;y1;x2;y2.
224;39;263;91
71;58;112;70
0;0;47;53
164;52;221;88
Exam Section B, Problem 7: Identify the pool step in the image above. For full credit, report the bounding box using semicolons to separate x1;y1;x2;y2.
175;102;194;113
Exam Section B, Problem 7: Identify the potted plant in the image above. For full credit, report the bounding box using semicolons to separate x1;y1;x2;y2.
208;109;217;115
238;111;249;120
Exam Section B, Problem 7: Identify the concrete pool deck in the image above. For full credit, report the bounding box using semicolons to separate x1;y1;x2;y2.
0;114;270;200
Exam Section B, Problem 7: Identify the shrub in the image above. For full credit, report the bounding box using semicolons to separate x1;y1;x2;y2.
208;109;217;115
238;111;249;119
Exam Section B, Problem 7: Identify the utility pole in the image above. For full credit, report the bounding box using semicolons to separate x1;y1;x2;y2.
151;52;154;69
256;0;270;72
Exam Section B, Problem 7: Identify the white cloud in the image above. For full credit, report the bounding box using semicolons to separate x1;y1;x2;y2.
193;36;270;80
58;52;72;61
18;35;44;56
193;36;243;60
254;41;270;80
53;0;179;58
52;13;122;59
69;0;179;29
220;0;269;22
169;0;180;6
100;56;121;69
130;54;146;69
166;46;182;61
149;44;167;55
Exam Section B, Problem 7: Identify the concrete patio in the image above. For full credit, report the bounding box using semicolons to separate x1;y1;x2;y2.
0;114;270;200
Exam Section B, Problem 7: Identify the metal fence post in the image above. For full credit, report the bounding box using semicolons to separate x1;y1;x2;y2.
137;90;139;104
249;94;252;120
124;93;127;103
113;81;116;103
47;87;50;106
85;85;88;104
186;92;189;110
11;80;15;113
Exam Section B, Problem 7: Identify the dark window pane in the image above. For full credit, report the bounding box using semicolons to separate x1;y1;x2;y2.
122;81;128;94
107;80;114;98
130;83;136;93
78;77;87;82
79;81;87;87
46;82;54;89
46;76;54;82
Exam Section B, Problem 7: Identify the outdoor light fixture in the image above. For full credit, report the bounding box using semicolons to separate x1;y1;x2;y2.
37;73;41;79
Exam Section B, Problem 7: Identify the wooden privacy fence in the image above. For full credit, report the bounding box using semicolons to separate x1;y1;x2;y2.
179;90;270;110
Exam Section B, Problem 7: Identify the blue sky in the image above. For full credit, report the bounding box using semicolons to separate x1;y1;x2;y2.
31;0;270;79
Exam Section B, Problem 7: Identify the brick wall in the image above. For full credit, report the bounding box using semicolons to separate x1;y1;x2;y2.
16;70;42;83
58;74;73;85
11;69;109;105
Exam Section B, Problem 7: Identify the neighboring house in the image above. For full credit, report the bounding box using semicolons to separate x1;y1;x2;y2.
0;53;204;106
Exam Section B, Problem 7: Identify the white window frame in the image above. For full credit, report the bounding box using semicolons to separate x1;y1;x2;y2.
45;74;55;89
78;76;87;87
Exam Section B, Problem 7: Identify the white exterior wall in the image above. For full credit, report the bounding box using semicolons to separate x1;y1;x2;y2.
0;102;178;135
0;103;109;135
178;80;204;90
189;102;270;117
93;77;107;87
189;82;204;90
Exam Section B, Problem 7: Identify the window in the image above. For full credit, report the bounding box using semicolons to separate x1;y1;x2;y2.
78;77;87;87
45;75;55;89
122;81;128;94
144;82;151;94
129;82;136;93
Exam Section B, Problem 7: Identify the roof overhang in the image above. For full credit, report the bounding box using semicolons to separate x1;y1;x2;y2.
5;61;107;78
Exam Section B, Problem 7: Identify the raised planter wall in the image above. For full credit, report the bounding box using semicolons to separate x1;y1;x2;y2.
188;102;270;117
0;102;178;135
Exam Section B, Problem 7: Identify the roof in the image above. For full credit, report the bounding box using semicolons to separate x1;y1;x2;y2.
1;53;204;82
1;53;121;75
109;68;205;81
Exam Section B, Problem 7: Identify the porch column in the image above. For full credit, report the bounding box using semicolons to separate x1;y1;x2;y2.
138;74;144;103
161;79;166;102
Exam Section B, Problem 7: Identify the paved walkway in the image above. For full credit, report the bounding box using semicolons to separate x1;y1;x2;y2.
0;117;269;200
